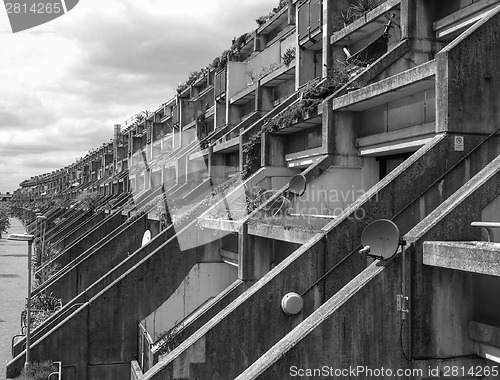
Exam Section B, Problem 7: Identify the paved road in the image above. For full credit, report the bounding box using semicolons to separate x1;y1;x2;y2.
0;219;28;379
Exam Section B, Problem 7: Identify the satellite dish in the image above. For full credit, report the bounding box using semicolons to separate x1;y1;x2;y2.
288;174;306;196
141;230;151;247
360;219;400;260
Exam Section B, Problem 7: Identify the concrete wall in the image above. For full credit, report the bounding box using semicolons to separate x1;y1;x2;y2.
405;153;500;362
48;210;93;248
292;166;363;216
246;40;281;79
143;134;478;379
481;194;500;242
437;7;500;133
142;263;238;341
13;224;178;359
51;210;105;252
7;225;225;379
42;211;125;271
34;213;150;304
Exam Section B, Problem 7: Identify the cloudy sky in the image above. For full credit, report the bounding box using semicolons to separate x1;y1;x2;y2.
0;0;275;193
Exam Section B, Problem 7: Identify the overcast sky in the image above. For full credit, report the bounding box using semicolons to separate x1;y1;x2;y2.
0;0;275;193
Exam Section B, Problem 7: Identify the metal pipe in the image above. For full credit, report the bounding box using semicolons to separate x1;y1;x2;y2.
25;239;32;369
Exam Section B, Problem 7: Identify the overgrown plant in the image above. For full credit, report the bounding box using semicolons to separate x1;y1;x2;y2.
337;0;381;26
157;323;185;356
350;0;380;16
282;47;296;66
242;67;350;178
33;262;61;288
14;361;57;380
76;190;101;212
23;292;62;330
0;202;11;238
337;6;357;26
256;0;287;26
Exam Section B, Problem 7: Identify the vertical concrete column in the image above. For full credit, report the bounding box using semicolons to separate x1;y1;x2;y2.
256;85;274;113
322;0;351;72
254;31;266;52
297;48;316;88
208;146;227;184
322;102;356;156
287;0;295;25
261;131;286;168
238;222;254;281
239;224;274;281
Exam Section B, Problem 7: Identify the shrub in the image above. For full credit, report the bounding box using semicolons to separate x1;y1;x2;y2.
15;361;57;380
282;47;296;66
0;202;10;239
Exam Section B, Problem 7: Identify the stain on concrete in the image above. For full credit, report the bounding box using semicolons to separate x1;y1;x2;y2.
0;274;20;278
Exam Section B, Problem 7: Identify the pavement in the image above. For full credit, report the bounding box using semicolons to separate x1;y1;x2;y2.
0;219;28;379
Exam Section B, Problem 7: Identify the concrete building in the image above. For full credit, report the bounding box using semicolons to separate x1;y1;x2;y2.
7;0;500;379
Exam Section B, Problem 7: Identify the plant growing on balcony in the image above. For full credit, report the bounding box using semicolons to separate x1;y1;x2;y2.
256;0;288;26
15;361;58;380
0;202;11;239
22;292;62;330
76;190;101;212
157;323;185;356
338;0;381;27
242;67;350;178
282;47;296;66
337;6;357;26
350;0;380;16
33;262;61;288
211;50;232;72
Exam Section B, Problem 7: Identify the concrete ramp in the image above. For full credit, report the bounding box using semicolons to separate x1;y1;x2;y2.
142;133;485;379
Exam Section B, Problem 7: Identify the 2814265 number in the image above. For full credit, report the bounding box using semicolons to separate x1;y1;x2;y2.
5;2;62;14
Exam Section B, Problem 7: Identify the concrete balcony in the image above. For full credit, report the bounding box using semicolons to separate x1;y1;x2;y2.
423;241;500;277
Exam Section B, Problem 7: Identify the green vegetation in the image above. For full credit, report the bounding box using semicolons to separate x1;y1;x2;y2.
337;0;381;26
242;67;350;178
0;202;11;238
14;361;57;380
256;0;287;26
76;190;102;212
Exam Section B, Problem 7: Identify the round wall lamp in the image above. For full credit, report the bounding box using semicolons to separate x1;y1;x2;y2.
281;292;304;315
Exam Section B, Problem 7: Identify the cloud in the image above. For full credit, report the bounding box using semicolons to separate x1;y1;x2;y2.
0;0;277;192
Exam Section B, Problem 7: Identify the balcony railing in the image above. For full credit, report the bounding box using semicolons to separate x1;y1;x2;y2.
298;0;322;41
215;69;226;100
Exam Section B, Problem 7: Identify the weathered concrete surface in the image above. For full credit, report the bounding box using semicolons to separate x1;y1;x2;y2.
12;223;177;358
469;320;500;348
50;210;105;253
46;210;94;247
38;211;125;272
7;224;224;378
405;153;500;363
436;5;500;133
424;241;500;277
143;134;479;379
32;213;150;303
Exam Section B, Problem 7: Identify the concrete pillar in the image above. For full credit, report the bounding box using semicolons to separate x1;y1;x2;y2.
261;131;286;167
238;223;274;281
256;85;274;113
238;222;253;281
322;0;352;75
208;146;227;184
322;100;357;156
297;48;316;88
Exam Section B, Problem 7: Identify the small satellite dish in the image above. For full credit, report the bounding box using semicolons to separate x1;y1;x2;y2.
360;219;400;260
141;230;151;247
288;174;307;197
281;292;303;315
